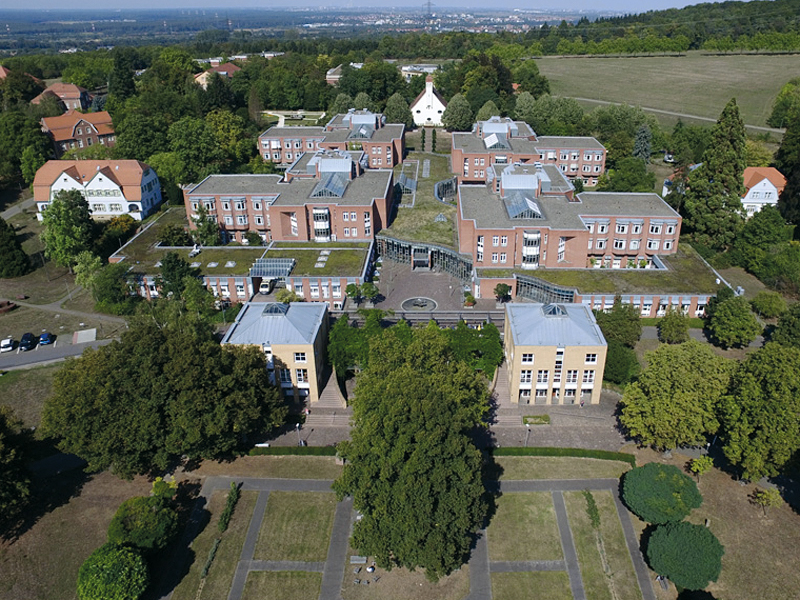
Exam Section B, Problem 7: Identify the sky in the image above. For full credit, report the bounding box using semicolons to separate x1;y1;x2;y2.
14;0;707;15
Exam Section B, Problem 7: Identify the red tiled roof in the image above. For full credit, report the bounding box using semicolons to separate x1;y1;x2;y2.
32;82;88;104
41;110;115;143
33;160;152;203
209;62;241;75
743;166;786;194
0;65;10;79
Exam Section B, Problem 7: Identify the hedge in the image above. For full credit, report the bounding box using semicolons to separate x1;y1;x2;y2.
491;447;636;466
249;446;338;456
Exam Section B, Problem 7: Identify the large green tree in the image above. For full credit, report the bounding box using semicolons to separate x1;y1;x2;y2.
107;495;179;553
0;111;50;187
721;342;800;480
594;298;642;348
383;92;413;128
596;157;656;192
333;324;489;581
0;216;31;278
768;78;800;129
647;522;723;591
620;341;734;450
441;93;474;132
41;316;286;479
707;296;761;348
40;189;93;271
0;406;31;533
683;98;746;249
772;302;800;348
622;463;702;524
77;543;149;600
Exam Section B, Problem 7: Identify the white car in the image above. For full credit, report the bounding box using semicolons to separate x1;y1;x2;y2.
0;337;13;353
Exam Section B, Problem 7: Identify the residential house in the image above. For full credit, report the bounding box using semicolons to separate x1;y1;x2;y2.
410;75;447;127
34;160;162;221
325;63;363;86
451;116;606;186
742;166;786;217
194;62;241;90
504;303;607;405
221;301;329;404
31;82;91;112
41;110;116;157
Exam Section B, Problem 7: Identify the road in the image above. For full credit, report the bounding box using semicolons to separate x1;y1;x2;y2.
0;338;114;369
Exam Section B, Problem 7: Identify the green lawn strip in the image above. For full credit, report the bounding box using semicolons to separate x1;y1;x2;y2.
229;455;343;479
272;241;370;249
241;571;322;600
562;492;614;600
487;493;562;561
495;457;631;481
0;364;61;428
491;572;573;600
171;490;258;600
255;491;337;562
593;491;642;600
639;317;705;328
264;248;367;277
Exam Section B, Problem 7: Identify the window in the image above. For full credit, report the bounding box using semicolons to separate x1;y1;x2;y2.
236;284;245;296
641;303;652;316
664;240;674;251
522;353;534;364
224;216;233;225
537;370;549;383
296;369;308;383
585;353;597;364
255;215;263;226
491;252;499;264
343;227;350;237
649;223;662;235
586;222;595;233
280;369;292;383
332;284;341;297
310;285;319;298
632;223;642;234
666;224;676;235
253;201;262;211
500;235;507;246
597;223;608;234
584;153;592;161
613;239;625;250
343;212;349;221
583;165;591;172
630;239;641;250
500;253;507;263
520;370;532;383
351;228;358;237
596;239;607;250
560;152;568;160
235;201;245;211
237;215;248;225
647;239;660;251
566;370;579;384
290;213;298;236
616;223;628;234
492;236;499;246
222;201;231;211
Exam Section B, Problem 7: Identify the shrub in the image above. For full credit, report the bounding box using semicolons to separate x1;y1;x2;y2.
647;521;723;590
249;445;337;456
583;490;600;529
604;340;640;385
750;291;787;318
622;463;702;524
658;309;690;344
218;481;241;533
107;496;179;552
77;543;149;600
707;296;762;348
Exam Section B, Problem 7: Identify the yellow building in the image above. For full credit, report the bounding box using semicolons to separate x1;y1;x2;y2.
504;303;607;405
221;302;328;404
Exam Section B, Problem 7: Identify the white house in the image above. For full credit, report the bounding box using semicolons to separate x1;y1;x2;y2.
34;160;163;222
410;76;447;127
742;166;786;217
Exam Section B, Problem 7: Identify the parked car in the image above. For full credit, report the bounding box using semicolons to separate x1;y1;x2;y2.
0;337;13;353
19;333;36;351
39;332;55;345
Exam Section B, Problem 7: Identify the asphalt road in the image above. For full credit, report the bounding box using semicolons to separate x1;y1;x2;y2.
0;338;114;370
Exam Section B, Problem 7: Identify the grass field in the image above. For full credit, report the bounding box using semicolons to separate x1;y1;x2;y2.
254;491;336;561
495;457;631;480
189;455;343;479
0;364;61;428
491;572;573;600
171;490;258;600
341;560;469;600
564;490;642;600
487;492;563;561
241;571;322;600
0;305;125;346
536;52;800;130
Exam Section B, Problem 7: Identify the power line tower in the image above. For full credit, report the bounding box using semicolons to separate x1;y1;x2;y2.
423;0;435;19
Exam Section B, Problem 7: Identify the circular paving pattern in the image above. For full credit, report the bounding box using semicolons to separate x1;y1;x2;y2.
401;297;438;311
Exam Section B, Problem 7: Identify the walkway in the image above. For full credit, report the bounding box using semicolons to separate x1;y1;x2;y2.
182;475;655;600
1;195;36;220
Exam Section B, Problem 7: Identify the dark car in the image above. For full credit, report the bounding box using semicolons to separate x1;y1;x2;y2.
39;332;55;345
19;332;36;351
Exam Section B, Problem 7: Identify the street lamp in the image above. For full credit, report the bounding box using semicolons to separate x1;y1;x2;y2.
295;422;305;446
525;423;531;448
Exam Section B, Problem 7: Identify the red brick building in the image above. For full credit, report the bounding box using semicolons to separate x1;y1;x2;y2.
41;110;116;157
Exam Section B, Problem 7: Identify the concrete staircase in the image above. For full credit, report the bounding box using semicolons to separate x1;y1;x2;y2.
492;362;511;408
316;369;346;409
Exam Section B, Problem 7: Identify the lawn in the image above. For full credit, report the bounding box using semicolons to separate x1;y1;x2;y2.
491;572;573;600
0;364;61;428
0;305;125;346
481;243;720;295
486;492;563;561
189;455;343;479
383;152;457;248
171;490;258;600
254;491;337;562
0;472;151;600
535;52;800;129
241;571;322;600
341;562;469;600
563;490;642;600
495;457;631;481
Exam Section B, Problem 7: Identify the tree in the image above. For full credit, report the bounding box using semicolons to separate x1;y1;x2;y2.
512;60;550;98
345;283;362;304
41;317;286;479
275;288;301;303
475;100;500;122
329;93;353;116
622;463;702;524
115;115;169;163
0;216;31;277
721;342;800;480
683;99;746;250
107;495;179;552
77;543;149;600
441;94;474;132
383;93;413;128
620;341;733;450
156;252;199;298
767;77;800;128
603;340;639;384
244;231;263;246
750;291;787;319
333;325;489;581
596;157;656;192
688;456;713;482
778;138;800;227
772;301;800;347
0;111;50;187
108;47;139;102
658;309;690;344
167;117;224;183
159;223;194;247
707;296;761;348
493;283;511;302
92;263;137;314
73;251;103;289
594;298;642;348
361;281;379;302
647;522;723;591
751;487;782;516
0;406;31;532
191;206;221;246
431;128;437;152
744;139;772;167
514;91;536;124
40;189;93;271
633;124;652;163
353;92;375;112
20;144;46;187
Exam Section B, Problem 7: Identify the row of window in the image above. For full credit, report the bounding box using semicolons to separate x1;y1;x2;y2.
590;238;674;251
587;222;676;236
520;369;596;384
521;353;597;365
292;283;343;298
279;368;309;383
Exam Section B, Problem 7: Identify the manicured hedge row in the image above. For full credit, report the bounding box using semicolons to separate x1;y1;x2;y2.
248;446;338;456
491;447;636;466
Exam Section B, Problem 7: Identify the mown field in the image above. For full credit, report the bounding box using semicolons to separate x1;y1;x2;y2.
536;52;800;129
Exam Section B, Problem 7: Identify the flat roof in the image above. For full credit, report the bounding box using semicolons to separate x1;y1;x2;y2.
260;126;325;138
452;133;605;154
535;136;606;151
